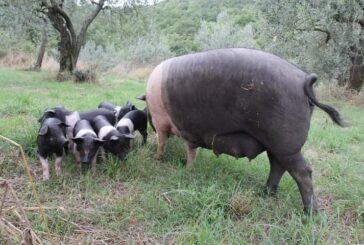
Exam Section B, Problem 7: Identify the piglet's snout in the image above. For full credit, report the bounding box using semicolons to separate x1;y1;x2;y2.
81;151;91;163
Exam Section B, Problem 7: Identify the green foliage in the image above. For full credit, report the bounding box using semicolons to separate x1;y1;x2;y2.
195;11;257;51
79;21;172;69
258;0;364;83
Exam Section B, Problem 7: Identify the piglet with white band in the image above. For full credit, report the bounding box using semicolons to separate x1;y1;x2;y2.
72;120;103;173
92;115;134;160
116;109;148;144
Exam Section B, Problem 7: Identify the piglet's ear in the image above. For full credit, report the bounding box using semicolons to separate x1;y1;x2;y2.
125;101;132;106
59;122;70;128
72;137;84;144
38;125;49;136
38;109;56;123
124;133;135;139
38;115;45;123
95;139;105;145
45;108;56;113
110;135;119;141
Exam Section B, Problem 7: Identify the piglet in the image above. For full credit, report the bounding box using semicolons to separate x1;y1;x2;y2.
72;120;103;173
92;115;134;160
37;118;69;180
116;109;148;144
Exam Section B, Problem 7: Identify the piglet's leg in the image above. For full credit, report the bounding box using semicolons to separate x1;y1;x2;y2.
141;131;148;145
55;155;63;177
73;146;82;173
39;155;50;180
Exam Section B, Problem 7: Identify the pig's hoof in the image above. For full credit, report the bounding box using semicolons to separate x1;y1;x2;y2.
263;186;278;196
42;175;50;181
303;205;318;215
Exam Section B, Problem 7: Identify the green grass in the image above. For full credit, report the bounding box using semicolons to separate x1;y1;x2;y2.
0;68;363;244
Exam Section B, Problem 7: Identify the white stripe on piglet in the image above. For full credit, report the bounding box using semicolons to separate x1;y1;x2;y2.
75;129;97;138
116;118;134;133
98;126;116;140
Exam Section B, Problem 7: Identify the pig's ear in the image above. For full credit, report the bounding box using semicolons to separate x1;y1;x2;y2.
110;135;119;141
72;137;84;144
38;125;49;136
59;122;70;128
124;133;135;139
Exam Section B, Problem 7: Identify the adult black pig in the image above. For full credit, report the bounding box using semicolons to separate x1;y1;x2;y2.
146;48;346;213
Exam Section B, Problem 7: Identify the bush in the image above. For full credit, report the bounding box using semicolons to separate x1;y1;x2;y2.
73;68;98;84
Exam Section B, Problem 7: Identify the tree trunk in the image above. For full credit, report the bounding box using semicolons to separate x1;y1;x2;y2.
348;64;364;92
33;19;48;71
338;55;364;92
58;35;75;73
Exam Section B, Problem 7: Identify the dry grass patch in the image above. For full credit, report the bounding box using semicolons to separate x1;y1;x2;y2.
109;64;153;80
317;84;364;106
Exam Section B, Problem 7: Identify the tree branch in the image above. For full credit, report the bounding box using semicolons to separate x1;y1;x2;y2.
79;0;106;36
296;27;331;43
313;27;331;43
48;0;77;44
75;0;106;54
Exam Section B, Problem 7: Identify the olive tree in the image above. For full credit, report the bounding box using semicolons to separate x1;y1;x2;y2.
38;0;147;78
39;0;107;76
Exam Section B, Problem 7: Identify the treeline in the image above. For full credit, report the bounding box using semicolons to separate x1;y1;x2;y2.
0;0;362;91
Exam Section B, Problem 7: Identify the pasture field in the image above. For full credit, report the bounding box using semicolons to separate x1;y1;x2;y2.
0;68;363;244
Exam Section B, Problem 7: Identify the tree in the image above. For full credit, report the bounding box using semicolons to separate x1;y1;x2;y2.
33;18;48;70
38;0;108;77
259;0;364;92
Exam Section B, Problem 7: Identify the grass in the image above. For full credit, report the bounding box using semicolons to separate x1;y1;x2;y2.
0;67;363;244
